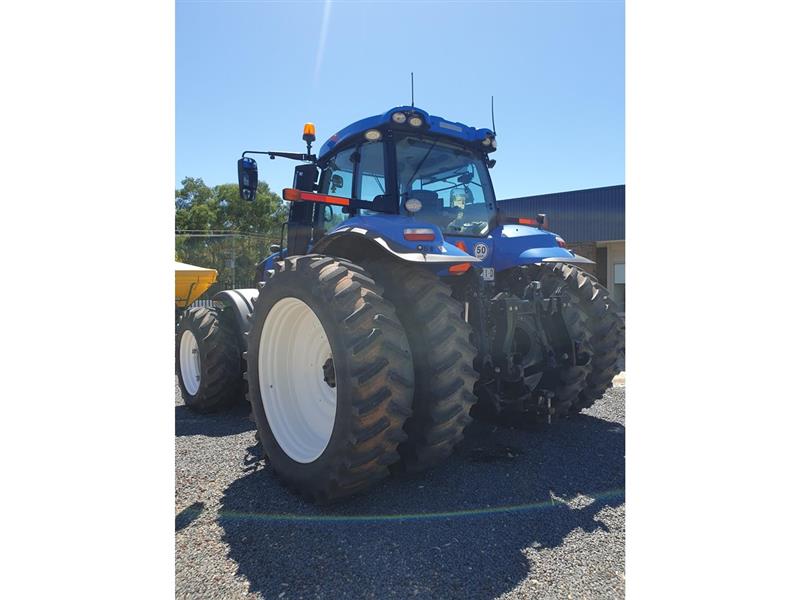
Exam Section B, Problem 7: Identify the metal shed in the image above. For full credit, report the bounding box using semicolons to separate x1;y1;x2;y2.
498;184;625;244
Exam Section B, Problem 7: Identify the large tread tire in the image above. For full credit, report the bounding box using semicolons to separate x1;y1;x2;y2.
362;260;478;472
530;267;595;418
245;255;414;503
175;306;242;413
542;263;624;412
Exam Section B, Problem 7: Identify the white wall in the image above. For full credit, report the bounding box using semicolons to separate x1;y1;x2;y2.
599;240;625;310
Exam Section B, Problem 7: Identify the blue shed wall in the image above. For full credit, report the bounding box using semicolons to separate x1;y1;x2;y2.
498;185;625;243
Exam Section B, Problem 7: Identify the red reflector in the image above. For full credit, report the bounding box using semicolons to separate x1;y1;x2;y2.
403;228;436;242
282;188;302;201
448;262;471;274
454;241;468;252
282;188;350;206
518;218;536;226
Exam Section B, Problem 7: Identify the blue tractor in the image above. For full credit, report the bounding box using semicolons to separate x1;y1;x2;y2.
175;106;624;502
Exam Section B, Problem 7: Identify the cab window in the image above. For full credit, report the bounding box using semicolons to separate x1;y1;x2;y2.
395;135;494;236
319;148;356;196
354;141;386;203
318;147;356;231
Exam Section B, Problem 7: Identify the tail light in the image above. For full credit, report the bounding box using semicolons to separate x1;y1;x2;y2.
403;228;436;242
516;214;549;229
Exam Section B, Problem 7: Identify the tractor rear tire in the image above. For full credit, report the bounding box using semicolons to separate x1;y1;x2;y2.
362;260;478;472
532;267;595;418
542;263;624;412
245;255;414;502
176;306;242;413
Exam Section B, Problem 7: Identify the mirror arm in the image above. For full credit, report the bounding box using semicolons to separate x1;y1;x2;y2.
242;150;316;164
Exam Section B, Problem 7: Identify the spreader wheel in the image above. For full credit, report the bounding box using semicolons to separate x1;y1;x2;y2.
175;306;242;413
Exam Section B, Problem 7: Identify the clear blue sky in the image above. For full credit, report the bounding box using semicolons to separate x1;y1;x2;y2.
176;0;624;199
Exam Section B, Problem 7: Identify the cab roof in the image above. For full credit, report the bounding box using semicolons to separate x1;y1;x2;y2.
317;106;495;162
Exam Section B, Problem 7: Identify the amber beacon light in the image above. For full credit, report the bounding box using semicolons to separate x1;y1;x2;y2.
302;123;316;143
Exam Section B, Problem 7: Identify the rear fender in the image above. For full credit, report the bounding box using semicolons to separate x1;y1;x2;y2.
312;215;481;265
518;247;594;265
491;224;595;271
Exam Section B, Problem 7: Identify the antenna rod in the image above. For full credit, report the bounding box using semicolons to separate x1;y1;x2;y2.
411;72;415;107
491;95;496;135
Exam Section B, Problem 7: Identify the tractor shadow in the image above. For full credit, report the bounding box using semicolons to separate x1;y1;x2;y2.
174;399;254;438
218;412;624;599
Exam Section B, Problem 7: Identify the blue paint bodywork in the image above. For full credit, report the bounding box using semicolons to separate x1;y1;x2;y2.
441;225;583;276
318;106;496;163
261;220;585;281
486;225;578;272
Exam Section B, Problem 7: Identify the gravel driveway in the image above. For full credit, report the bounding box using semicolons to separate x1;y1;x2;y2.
176;382;625;599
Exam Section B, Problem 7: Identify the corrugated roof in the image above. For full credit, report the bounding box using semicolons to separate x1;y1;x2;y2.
498;184;625;243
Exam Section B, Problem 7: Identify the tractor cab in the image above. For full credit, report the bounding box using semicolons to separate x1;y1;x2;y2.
314;106;499;239
239;107;501;257
239;106;587;277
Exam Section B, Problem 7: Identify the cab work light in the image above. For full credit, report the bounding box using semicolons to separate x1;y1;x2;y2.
404;198;422;213
403;228;436;241
282;188;350;207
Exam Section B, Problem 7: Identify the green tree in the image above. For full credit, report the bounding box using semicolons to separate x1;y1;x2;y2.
175;177;286;234
175;177;288;288
175;176;213;209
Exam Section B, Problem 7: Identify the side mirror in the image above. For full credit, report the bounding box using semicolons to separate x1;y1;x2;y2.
238;157;258;200
330;174;344;193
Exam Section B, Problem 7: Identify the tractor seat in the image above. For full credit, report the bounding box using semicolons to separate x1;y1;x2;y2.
408;190;451;228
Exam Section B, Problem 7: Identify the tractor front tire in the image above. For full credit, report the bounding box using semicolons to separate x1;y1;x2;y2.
176;306;242;413
245;255;414;502
363;260;478;472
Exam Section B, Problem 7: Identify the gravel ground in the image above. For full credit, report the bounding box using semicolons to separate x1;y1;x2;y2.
176;382;625;599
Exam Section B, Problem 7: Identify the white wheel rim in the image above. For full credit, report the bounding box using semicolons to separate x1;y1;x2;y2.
259;297;337;463
179;329;201;395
